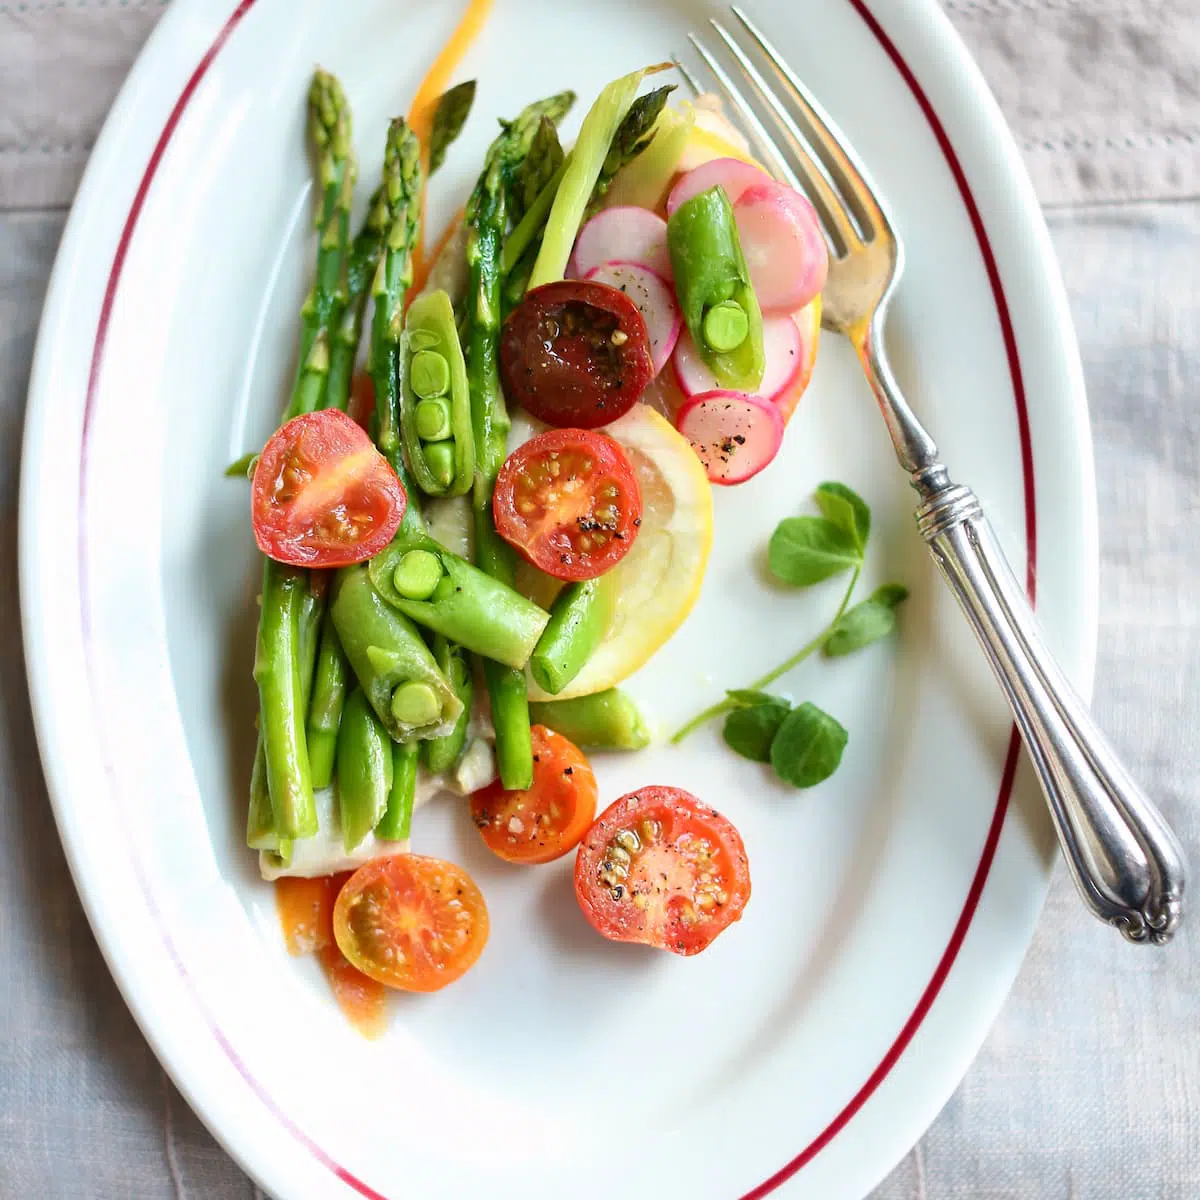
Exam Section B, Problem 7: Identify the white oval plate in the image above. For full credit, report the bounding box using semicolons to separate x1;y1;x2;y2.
20;1;1096;1197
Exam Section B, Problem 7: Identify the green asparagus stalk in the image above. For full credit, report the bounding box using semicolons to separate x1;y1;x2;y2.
586;84;675;215
464;97;574;790
325;184;389;413
422;638;473;774
291;69;356;417
529;689;651;751
529;578;614;696
249;70;355;854
377;743;418;841
429;80;477;175
336;686;393;852
305;612;349;789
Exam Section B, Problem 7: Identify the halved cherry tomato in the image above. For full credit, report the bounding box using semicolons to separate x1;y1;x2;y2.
252;408;405;568
470;726;598;864
574;786;751;956
500;279;654;429
493;428;642;582
333;854;489;992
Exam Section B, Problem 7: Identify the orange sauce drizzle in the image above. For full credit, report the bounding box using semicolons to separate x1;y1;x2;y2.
407;0;495;292
276;872;387;1038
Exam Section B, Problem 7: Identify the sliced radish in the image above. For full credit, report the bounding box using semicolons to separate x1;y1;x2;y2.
774;301;821;422
666;157;769;217
673;313;804;403
569;207;672;281
676;390;784;485
734;181;829;312
584;261;681;375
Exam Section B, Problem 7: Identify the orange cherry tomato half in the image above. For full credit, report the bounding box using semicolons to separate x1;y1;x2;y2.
500;279;654;429
470;726;599;864
252;408;405;568
333;854;489;992
574;786;751;956
492;428;642;582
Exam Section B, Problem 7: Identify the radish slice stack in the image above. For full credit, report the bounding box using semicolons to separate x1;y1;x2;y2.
676;391;784;485
585;262;681;375
569;207;673;280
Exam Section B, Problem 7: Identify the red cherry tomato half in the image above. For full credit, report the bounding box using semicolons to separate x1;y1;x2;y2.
333;855;489;993
470;726;598;864
574;786;751;956
492;428;642;582
252;408;405;568
499;279;654;429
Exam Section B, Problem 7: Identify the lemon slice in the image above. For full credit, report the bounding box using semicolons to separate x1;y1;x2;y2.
511;406;714;702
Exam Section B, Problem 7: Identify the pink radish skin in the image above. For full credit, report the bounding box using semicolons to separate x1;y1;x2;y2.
569;207;672;281
666;157;769;217
584;261;681;376
676;390;785;485
734;181;829;312
672;313;804;403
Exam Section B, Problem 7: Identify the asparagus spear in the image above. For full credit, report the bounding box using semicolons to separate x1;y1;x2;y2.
464;95;574;790
586;84;674;216
429;80;477;175
336;686;393;852
250;71;355;850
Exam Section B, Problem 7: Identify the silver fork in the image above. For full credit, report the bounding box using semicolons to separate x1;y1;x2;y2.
680;7;1186;944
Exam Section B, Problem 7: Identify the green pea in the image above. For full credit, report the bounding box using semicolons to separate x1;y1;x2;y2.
423;441;456;489
391;681;441;727
415;397;452;441
392;549;444;601
410;349;450;399
703;300;749;353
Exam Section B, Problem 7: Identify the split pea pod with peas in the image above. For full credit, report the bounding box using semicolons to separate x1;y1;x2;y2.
667;184;765;393
401;289;474;497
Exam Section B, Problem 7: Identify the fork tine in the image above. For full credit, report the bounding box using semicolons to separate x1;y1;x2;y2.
685;34;804;193
705;18;864;257
673;56;702;96
730;4;894;241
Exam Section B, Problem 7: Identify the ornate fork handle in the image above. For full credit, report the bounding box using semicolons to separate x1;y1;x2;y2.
916;482;1186;944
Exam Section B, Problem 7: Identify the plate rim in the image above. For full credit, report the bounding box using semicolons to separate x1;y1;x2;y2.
18;0;1098;1197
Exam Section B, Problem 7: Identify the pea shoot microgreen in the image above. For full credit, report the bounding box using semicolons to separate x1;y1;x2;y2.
672;482;908;789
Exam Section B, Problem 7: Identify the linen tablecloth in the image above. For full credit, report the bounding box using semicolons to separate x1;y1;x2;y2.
1;2;1197;1196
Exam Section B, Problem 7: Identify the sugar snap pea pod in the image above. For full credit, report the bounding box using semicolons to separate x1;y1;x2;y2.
529;578;614;696
331;564;462;741
368;541;548;669
422;638;473;774
529;689;651;751
401;289;474;497
667;184;765;393
336;686;393;853
377;743;417;842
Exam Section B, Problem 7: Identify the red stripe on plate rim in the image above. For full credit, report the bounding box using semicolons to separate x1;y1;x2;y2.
69;2;1037;1198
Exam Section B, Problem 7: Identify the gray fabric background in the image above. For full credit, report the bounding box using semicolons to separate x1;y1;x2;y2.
0;2;1197;1197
